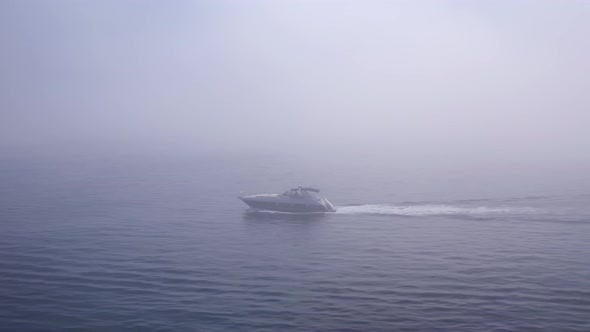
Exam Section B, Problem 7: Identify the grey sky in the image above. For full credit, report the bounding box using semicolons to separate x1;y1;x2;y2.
1;0;589;169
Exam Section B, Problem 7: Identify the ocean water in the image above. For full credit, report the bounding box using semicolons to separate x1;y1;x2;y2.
1;156;590;331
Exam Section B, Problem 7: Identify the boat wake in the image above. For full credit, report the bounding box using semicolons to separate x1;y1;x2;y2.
335;204;536;217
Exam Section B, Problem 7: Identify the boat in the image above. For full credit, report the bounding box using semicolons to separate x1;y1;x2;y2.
239;186;337;213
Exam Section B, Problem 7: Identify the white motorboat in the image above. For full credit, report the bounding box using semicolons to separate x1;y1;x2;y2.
239;186;336;213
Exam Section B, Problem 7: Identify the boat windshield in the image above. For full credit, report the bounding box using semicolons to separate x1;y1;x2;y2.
282;188;315;198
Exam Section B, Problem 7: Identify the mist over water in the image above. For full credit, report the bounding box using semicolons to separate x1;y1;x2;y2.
2;0;590;331
1;0;590;170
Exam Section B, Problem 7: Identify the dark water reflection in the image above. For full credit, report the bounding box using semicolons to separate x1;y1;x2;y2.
242;211;327;222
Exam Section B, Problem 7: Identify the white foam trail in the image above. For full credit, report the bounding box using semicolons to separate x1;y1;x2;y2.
335;204;535;216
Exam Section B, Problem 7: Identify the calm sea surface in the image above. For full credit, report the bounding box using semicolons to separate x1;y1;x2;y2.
1;156;589;331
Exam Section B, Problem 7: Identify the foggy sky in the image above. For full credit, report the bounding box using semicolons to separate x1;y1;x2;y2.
1;0;589;170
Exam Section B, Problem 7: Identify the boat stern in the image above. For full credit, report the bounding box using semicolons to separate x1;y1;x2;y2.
322;198;337;212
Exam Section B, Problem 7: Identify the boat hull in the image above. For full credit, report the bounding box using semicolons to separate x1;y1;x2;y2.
240;197;335;213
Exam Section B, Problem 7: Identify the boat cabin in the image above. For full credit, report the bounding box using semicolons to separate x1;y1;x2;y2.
282;186;320;198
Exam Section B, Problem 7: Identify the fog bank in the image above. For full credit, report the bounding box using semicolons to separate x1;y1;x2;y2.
1;1;589;174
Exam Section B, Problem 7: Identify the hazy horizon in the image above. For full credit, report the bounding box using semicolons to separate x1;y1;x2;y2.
2;0;589;191
3;3;590;331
